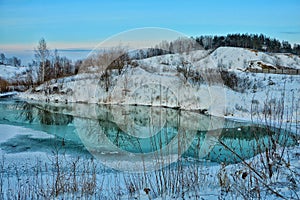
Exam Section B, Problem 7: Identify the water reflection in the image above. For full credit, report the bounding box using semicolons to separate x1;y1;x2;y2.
0;99;298;172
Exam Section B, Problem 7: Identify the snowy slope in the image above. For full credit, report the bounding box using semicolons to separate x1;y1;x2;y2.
0;65;30;83
19;47;300;122
196;47;300;71
1;65;23;80
0;64;38;92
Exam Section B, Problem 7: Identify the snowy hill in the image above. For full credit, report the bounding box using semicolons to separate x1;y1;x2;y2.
0;65;38;92
0;65;30;82
19;47;300;122
200;47;300;70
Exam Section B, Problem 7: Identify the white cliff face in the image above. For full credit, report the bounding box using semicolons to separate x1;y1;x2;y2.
19;47;300;122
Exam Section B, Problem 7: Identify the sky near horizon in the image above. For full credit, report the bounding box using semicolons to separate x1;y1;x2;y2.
0;0;300;50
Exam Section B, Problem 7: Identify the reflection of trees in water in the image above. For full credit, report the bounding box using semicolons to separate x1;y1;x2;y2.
98;115;181;154
99;119;147;153
15;101;73;125
12;101;298;165
37;109;73;125
203;126;299;164
100;118;299;164
16;101;35;123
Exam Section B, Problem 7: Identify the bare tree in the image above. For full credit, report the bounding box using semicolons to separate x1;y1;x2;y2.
12;56;21;67
35;38;50;83
0;53;5;65
177;56;192;83
53;49;60;78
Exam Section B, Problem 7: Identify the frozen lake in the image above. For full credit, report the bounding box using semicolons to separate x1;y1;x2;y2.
0;99;298;164
0;98;299;199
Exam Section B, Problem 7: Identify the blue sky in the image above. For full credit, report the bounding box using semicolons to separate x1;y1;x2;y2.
0;0;300;50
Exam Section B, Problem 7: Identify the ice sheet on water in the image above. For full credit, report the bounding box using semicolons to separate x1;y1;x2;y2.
0;124;54;143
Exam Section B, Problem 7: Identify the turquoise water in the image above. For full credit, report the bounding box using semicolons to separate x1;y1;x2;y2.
0;99;298;165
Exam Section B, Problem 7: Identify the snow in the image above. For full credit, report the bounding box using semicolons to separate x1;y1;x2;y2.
199;47;300;71
0;124;54;163
274;53;300;69
0;65;27;81
0;91;18;97
0;64;38;88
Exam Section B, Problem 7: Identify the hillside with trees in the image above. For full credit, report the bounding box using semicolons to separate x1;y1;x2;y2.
194;33;300;54
33;38;76;84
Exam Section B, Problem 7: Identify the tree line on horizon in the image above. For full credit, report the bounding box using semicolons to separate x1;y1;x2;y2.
194;33;300;54
0;53;22;67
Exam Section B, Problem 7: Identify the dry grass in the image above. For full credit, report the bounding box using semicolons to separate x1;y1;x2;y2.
0;78;9;92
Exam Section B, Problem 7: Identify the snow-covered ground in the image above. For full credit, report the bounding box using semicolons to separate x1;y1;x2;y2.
0;91;18;98
0;64;38;92
0;65;30;83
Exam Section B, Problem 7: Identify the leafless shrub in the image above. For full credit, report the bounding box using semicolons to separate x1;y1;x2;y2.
79;46;129;74
221;84;300;199
274;56;282;67
176;57;192;83
0;78;9;92
220;70;252;92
